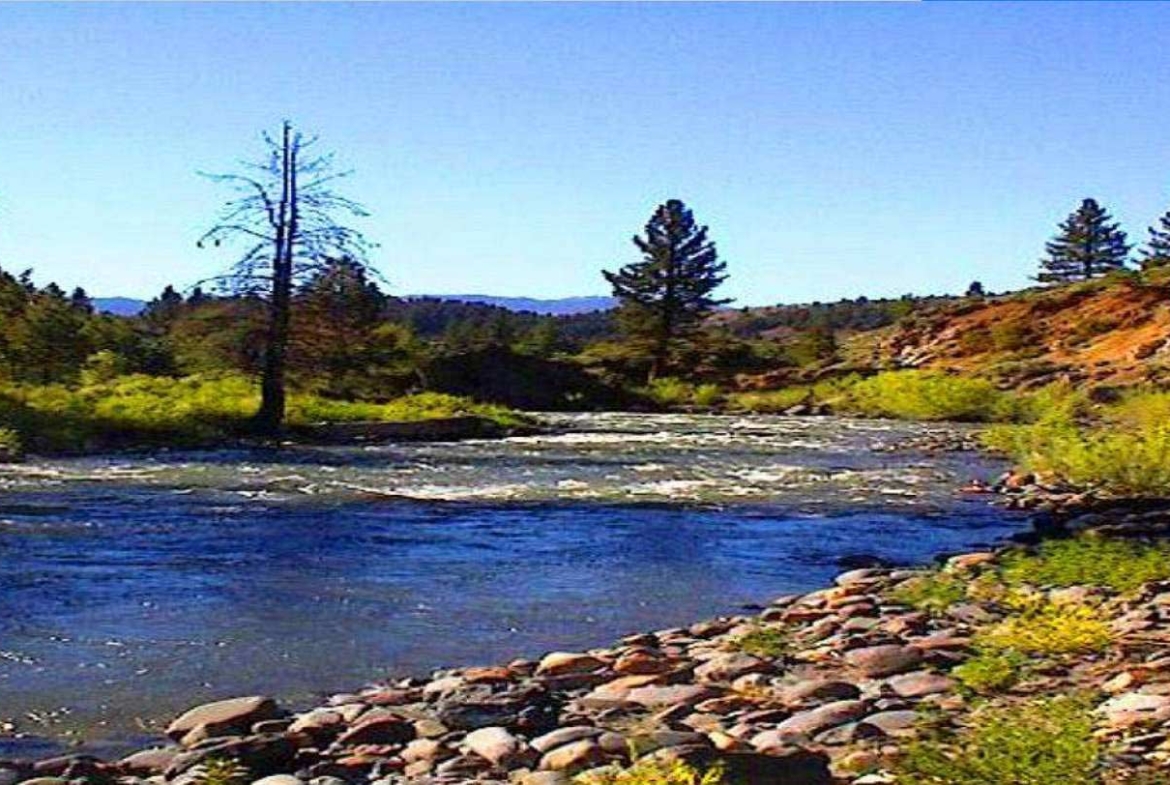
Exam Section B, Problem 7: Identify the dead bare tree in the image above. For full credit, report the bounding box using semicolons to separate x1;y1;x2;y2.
198;121;374;433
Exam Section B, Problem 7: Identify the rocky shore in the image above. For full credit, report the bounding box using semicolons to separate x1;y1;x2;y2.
6;505;1170;785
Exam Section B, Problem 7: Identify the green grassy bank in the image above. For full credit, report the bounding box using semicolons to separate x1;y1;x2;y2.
0;374;525;455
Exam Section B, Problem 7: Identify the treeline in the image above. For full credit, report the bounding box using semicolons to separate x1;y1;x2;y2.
0;262;622;396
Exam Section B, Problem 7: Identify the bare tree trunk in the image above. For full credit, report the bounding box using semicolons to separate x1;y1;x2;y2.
253;122;295;434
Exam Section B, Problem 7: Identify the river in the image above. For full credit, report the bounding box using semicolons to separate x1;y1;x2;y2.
0;413;1023;757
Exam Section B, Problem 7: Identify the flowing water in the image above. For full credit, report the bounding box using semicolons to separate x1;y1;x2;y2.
0;413;1023;757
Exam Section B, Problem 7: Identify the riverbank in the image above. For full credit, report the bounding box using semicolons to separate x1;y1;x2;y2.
5;504;1169;785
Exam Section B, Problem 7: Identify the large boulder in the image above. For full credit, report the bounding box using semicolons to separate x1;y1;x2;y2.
166;696;282;743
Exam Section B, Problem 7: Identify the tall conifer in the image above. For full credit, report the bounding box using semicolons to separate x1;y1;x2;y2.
603;199;729;380
1038;198;1130;283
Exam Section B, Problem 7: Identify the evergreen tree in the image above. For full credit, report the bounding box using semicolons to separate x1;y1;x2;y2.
70;287;93;314
1038;198;1130;283
1139;210;1170;270
966;281;986;298
291;257;388;394
12;287;91;382
602;199;729;380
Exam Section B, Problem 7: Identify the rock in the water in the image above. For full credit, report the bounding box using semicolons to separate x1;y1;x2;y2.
844;645;923;678
166;696;281;742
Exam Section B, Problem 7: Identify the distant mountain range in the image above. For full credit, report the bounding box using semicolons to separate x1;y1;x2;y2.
93;297;149;316
93;294;616;317
413;295;616;315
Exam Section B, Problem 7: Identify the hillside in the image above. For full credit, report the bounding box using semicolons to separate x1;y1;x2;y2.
847;271;1170;390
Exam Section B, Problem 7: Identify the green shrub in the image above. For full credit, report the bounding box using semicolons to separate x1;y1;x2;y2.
990;321;1034;352
1000;537;1170;593
0;426;22;458
889;572;967;614
837;371;1007;422
576;757;725;785
641;378;726;408
979;596;1111;656
952;648;1027;694
692;384;724;407
985;385;1170;496
730;626;789;658
958;327;995;354
726;388;811;413
1105;389;1170;432
897;696;1100;785
188;758;249;785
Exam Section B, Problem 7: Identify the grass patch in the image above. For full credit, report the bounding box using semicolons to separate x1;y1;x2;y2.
729;626;789;659
290;391;526;428
576;757;725;785
1001;537;1170;593
897;696;1100;785
952;648;1028;695
979;595;1111;656
890;573;968;614
0;374;524;454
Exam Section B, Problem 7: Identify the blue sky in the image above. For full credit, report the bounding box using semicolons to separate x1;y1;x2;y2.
1;2;1169;306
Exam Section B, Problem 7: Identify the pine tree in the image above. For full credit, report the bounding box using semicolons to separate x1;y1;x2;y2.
1038;198;1130;283
602;199;729;380
291;257;388;394
1139;210;1170;270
